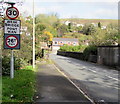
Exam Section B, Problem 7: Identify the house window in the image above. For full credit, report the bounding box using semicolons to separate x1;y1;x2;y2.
73;42;76;45
68;41;71;45
55;41;58;44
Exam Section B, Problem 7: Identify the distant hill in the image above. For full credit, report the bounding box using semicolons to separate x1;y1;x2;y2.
60;18;118;26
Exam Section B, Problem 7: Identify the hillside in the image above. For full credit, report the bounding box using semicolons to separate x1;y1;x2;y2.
60;18;118;26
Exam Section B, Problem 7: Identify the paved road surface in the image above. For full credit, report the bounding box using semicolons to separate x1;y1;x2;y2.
35;62;91;103
50;54;119;103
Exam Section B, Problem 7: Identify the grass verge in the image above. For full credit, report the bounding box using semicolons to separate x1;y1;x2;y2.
2;66;36;103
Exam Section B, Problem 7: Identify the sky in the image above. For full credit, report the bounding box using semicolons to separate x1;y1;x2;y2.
1;0;119;19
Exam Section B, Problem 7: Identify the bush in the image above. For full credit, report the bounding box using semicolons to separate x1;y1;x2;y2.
83;45;97;61
59;45;86;52
2;56;22;76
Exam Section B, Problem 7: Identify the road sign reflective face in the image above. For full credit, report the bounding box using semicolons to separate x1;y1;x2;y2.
0;6;4;17
4;19;21;34
4;34;20;49
6;7;19;19
6;35;18;48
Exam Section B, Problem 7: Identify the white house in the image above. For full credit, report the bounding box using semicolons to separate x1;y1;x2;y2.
91;23;97;27
52;38;79;54
101;26;107;29
64;21;71;25
76;24;84;27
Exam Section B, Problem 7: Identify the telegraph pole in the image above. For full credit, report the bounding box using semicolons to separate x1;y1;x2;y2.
33;0;35;68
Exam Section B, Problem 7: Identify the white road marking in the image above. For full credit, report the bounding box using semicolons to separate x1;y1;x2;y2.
87;69;97;73
106;75;119;81
53;64;95;104
56;54;119;82
87;68;119;81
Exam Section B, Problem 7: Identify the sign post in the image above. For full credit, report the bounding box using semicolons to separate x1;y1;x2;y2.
4;34;20;79
4;4;20;79
10;50;14;79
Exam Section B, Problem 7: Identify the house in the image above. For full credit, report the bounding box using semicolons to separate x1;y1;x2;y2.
101;26;107;29
64;21;71;25
76;24;84;27
91;23;97;27
52;38;79;53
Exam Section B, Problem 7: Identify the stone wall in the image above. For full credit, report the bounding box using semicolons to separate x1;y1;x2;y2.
57;46;120;67
97;46;120;66
57;51;97;63
57;51;83;60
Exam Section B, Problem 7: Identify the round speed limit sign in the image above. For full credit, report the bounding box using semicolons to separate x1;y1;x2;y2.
6;35;18;48
6;7;19;19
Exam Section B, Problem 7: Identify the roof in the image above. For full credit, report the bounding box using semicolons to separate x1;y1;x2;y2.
53;38;78;42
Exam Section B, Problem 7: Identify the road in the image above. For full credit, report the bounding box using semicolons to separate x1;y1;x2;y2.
50;53;119;103
35;62;91;103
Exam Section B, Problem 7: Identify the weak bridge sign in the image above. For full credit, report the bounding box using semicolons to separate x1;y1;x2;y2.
4;19;21;34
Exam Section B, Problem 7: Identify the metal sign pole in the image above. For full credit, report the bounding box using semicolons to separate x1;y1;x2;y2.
10;49;14;79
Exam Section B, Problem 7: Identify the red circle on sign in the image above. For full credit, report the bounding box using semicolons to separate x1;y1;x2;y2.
6;35;18;48
6;7;19;19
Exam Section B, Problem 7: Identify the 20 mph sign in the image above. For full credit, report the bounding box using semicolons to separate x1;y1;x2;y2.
4;34;20;49
6;7;19;19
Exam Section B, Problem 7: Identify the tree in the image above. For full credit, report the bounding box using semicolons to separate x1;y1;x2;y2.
57;24;68;37
35;14;58;38
44;31;53;42
36;23;46;33
98;22;101;28
35;14;58;26
68;23;72;32
75;26;83;33
2;15;33;65
82;24;96;35
90;24;119;46
90;28;107;46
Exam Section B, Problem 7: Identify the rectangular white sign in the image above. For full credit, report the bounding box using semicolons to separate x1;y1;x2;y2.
0;6;4;17
4;20;21;34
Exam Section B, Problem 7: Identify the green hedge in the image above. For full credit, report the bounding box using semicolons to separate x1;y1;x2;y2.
83;45;97;61
59;44;87;52
58;45;97;61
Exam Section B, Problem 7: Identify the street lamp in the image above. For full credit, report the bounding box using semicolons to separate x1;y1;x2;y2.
33;0;35;68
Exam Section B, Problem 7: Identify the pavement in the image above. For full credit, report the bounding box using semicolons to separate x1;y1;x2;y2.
34;61;92;104
49;53;119;104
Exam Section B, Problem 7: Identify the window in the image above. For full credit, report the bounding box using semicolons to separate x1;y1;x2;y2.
68;41;71;44
55;41;58;44
73;42;76;45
